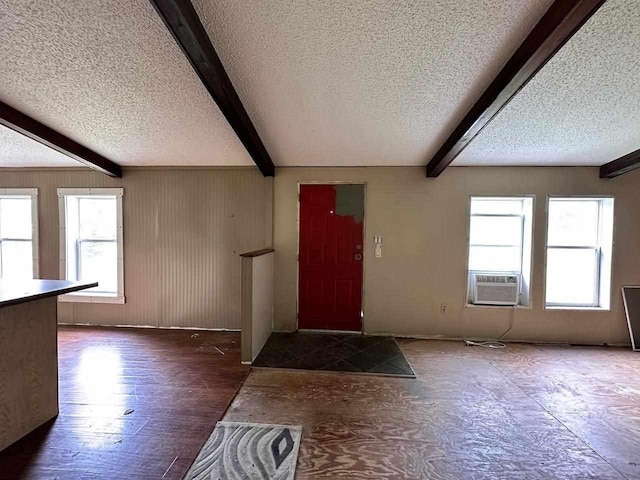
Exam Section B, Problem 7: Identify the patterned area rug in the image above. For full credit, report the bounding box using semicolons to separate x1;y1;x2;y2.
184;422;302;480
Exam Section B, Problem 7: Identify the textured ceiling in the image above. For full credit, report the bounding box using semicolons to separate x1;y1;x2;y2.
0;0;253;167
454;0;640;167
0;126;79;167
193;0;554;167
3;0;632;170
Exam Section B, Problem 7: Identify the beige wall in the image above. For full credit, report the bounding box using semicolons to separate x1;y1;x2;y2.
241;251;274;363
251;253;274;359
273;166;640;345
0;167;272;329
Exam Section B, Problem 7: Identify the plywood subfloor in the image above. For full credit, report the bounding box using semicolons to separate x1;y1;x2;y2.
225;339;640;479
0;327;248;480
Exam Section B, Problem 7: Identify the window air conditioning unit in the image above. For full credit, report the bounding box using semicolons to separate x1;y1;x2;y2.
471;274;520;306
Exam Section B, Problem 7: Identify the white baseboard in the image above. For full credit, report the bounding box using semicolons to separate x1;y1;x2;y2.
57;322;240;332
366;331;630;348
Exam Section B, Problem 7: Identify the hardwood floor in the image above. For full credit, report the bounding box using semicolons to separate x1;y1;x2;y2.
224;339;640;480
2;329;639;479
0;326;248;480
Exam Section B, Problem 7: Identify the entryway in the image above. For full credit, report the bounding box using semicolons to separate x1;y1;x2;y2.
297;183;365;331
252;332;415;377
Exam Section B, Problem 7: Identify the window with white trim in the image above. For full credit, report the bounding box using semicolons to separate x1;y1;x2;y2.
545;197;614;309
0;189;38;279
467;196;534;307
58;188;124;303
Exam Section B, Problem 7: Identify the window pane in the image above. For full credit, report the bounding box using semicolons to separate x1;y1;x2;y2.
0;198;32;239
546;248;597;305
79;198;117;240
79;241;117;293
471;199;523;215
1;241;33;279
548;200;599;246
469;246;521;272
470;216;522;246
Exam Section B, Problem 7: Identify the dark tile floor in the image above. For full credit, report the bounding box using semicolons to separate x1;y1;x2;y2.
253;332;415;377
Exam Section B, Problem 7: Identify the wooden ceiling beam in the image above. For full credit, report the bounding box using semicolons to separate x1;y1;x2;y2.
426;0;606;178
0;101;122;178
150;0;275;177
600;148;640;179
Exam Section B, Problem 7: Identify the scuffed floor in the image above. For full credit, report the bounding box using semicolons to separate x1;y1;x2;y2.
0;327;248;480
225;340;640;479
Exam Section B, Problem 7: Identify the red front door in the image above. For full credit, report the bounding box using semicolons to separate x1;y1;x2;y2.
298;184;364;331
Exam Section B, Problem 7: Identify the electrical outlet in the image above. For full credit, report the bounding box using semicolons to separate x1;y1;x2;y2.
440;303;447;313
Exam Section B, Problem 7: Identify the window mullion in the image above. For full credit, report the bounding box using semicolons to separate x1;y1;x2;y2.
594;246;601;307
76;239;81;281
519;215;525;277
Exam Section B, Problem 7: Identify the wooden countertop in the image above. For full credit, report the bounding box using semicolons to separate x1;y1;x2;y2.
0;279;98;308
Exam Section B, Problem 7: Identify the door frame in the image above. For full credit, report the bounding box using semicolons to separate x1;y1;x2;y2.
296;181;367;333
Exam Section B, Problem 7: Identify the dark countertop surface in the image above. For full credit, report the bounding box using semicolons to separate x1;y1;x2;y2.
0;279;98;308
240;248;274;258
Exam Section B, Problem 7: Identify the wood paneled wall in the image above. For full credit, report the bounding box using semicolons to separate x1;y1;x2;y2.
0;167;273;329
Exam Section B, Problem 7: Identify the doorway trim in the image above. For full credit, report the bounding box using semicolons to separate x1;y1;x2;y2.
296;181;367;333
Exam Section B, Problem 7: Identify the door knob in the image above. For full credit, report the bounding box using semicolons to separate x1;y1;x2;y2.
355;244;362;250
354;254;363;261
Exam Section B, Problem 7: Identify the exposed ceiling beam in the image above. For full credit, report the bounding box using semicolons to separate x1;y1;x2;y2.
150;0;275;177
0;101;122;178
426;0;606;178
600;148;640;179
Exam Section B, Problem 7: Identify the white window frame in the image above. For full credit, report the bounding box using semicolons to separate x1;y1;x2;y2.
465;195;535;309
0;188;39;279
544;196;614;310
58;188;125;304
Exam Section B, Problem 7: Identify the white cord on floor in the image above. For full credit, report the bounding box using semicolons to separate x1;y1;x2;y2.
464;305;516;349
464;339;506;349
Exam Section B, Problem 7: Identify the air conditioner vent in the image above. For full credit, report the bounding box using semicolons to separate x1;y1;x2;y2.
471;274;520;306
475;275;518;285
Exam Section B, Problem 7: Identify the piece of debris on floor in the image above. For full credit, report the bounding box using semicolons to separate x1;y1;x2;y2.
124;408;134;416
196;342;227;354
162;456;179;478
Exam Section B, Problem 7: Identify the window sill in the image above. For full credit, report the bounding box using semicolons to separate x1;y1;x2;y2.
544;305;610;312
466;303;531;310
58;294;125;304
